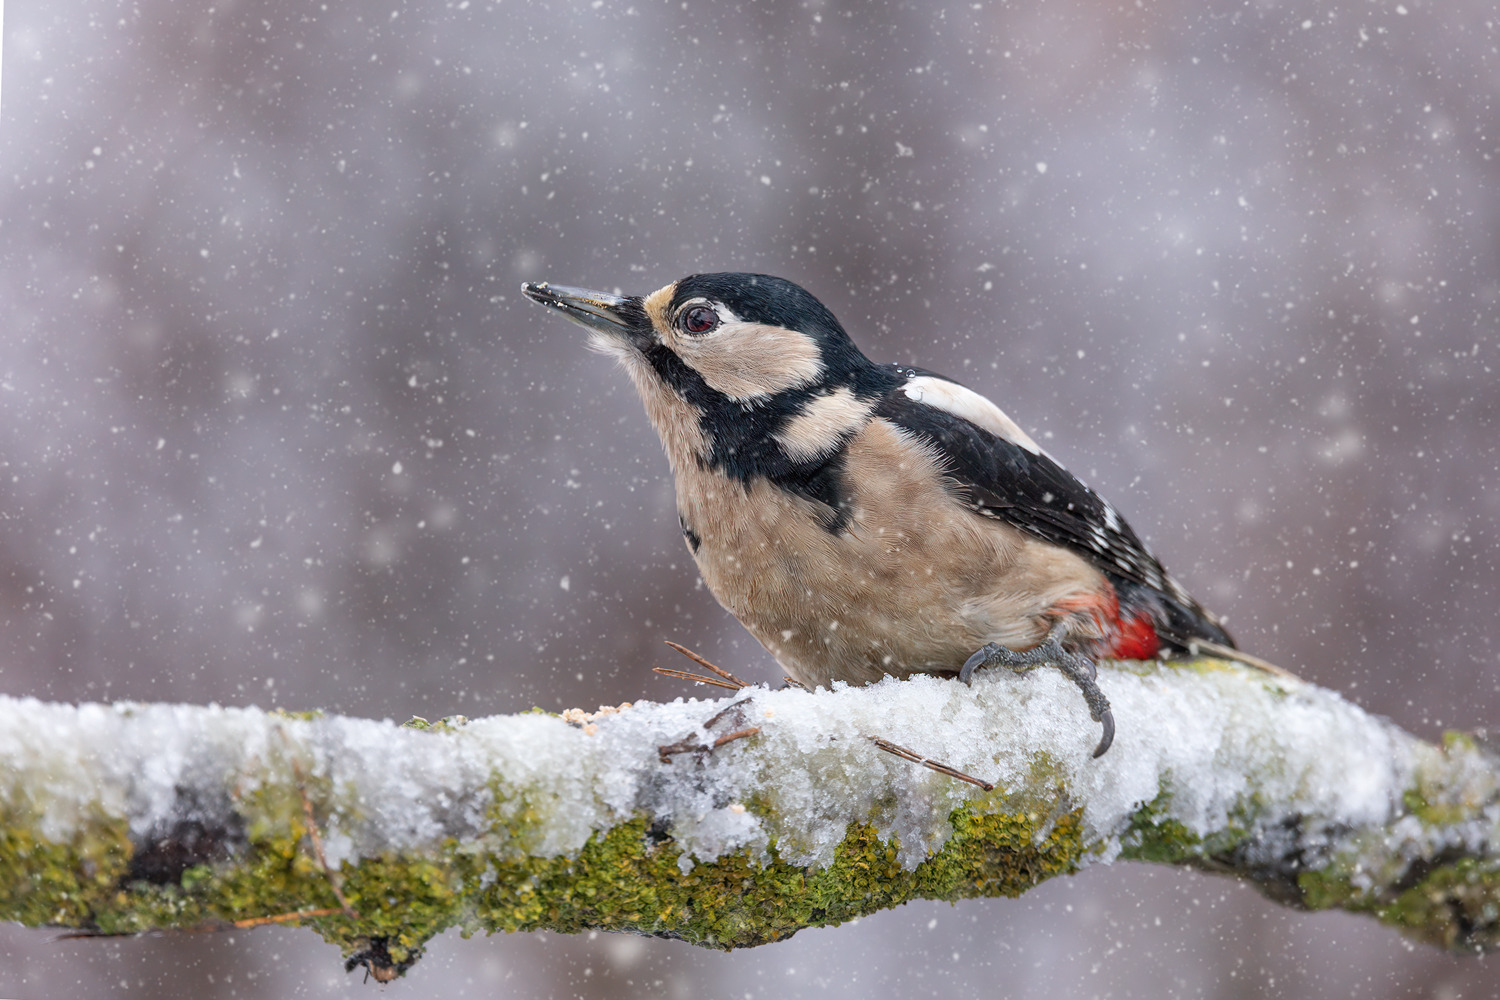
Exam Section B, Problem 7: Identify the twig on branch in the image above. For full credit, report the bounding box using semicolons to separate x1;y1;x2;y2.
658;697;762;761
870;736;996;791
654;640;751;690
289;752;359;921
233;908;347;929
652;667;744;691
58;907;349;940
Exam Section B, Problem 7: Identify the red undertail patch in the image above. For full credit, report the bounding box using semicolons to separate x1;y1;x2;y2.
1108;613;1162;661
1051;586;1162;661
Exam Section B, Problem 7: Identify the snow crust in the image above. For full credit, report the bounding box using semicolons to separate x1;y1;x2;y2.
0;663;1423;872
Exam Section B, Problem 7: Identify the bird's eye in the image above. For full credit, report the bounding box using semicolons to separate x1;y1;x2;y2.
679;305;720;335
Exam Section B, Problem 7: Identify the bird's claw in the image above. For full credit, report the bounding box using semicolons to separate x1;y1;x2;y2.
961;623;1116;757
1090;710;1116;759
958;643;1003;686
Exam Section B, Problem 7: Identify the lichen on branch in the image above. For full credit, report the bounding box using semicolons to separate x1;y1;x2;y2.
0;658;1496;978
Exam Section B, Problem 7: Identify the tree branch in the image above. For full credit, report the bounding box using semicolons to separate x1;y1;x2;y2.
1;659;1496;979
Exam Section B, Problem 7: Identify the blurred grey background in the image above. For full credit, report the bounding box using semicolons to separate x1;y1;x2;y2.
1;0;1497;996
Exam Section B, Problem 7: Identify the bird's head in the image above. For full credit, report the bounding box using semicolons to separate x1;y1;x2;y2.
521;272;868;396
522;273;888;478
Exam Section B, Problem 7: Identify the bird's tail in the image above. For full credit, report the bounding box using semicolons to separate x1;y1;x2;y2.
1182;637;1301;680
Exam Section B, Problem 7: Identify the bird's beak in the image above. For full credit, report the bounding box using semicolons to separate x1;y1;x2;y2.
521;282;641;340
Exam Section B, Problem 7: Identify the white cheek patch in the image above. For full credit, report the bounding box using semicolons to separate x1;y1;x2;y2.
901;375;1041;454
774;386;873;462
686;323;825;401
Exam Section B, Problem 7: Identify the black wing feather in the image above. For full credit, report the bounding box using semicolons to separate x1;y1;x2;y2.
872;374;1232;650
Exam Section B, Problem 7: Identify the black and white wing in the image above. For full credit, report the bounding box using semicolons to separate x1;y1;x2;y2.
874;366;1232;649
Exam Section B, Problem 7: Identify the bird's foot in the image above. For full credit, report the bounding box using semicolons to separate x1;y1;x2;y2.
959;622;1116;758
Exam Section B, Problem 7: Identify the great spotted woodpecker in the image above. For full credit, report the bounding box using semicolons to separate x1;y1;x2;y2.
522;273;1262;757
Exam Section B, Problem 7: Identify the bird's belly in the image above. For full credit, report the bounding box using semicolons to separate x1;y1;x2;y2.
681;477;1022;689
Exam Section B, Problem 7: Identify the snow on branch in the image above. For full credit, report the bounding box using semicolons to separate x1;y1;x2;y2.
1;659;1497;980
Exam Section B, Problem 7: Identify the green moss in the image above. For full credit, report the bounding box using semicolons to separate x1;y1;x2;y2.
402;716;470;734
0;814;133;927
1380;859;1500;952
1117;787;1240;864
1402;788;1435;822
1300;856;1500;953
1119;790;1202;864
1401;774;1472;827
268;708;326;723
1115;783;1268;868
0;789;1090;970
1110;656;1232;679
466;803;1085;950
1403;736;1491;826
1297;866;1360;911
310;852;468;968
6;756;1494;969
1295;742;1500;954
1441;730;1480;755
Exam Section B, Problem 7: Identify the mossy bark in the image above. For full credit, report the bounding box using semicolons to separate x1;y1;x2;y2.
0;788;1087;977
0;670;1498;978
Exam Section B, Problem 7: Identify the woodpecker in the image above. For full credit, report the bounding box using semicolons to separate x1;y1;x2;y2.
522;273;1255;757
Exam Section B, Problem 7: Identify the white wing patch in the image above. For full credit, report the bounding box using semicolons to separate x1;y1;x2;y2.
900;376;1041;454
